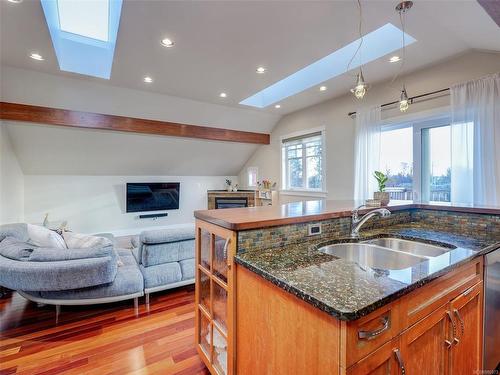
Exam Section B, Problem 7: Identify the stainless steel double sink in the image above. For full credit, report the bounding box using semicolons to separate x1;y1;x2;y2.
317;237;455;270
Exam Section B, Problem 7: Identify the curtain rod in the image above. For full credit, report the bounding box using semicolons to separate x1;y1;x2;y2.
347;87;450;117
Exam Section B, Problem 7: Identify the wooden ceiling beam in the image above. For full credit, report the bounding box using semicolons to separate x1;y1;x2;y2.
0;101;270;145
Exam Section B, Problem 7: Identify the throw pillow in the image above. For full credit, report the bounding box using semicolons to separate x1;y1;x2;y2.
27;224;67;249
62;232;123;267
62;232;113;249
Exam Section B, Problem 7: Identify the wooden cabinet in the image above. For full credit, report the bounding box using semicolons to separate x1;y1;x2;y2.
195;217;485;375
449;282;484;375
348;281;483;375
346;339;400;375
400;304;451;374
195;220;237;375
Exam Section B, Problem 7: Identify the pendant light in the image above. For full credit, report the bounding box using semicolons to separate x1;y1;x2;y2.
396;1;413;112
348;0;369;100
399;85;409;112
351;70;369;99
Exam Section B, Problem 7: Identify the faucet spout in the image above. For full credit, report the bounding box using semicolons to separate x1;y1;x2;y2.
350;207;391;238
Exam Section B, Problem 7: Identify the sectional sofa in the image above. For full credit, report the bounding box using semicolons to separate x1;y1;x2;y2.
0;223;195;320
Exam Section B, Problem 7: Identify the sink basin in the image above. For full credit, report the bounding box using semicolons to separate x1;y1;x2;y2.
361;238;454;257
318;243;426;270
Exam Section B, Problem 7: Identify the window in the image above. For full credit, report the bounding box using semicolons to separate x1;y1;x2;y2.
281;130;325;192
421;125;451;202
247;167;258;187
380;126;414;200
379;115;452;203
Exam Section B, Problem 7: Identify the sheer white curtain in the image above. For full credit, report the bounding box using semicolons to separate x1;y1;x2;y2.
451;73;499;205
354;106;382;201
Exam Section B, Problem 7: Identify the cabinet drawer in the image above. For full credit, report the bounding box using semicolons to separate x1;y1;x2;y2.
344;302;400;368
399;258;483;329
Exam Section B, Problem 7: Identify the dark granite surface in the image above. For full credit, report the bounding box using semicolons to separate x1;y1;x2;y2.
235;223;500;321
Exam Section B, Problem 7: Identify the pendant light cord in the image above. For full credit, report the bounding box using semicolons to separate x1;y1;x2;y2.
346;0;363;77
388;7;407;90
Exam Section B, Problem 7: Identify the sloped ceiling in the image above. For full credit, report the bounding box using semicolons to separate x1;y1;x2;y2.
4;121;258;176
1;1;499;115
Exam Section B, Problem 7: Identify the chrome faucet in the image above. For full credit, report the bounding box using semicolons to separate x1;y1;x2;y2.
351;205;391;238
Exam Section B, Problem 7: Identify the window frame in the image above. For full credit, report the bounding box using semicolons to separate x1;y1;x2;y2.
280;127;327;196
380;107;451;202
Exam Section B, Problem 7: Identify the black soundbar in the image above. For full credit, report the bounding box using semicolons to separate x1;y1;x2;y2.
139;213;168;219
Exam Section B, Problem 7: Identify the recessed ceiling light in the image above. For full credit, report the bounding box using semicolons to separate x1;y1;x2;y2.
143;76;153;83
389;55;401;63
275;104;281;109
161;38;174;48
7;0;23;3
256;66;267;74
219;92;227;98
29;53;44;61
319;86;327;91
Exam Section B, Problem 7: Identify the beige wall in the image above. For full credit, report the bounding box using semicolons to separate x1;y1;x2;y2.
239;51;500;201
0;123;24;224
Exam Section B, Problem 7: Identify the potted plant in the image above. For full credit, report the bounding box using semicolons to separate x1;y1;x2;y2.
225;179;233;192
373;171;390;206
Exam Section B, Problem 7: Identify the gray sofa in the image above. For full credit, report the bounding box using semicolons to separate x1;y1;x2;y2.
131;227;195;305
0;223;195;317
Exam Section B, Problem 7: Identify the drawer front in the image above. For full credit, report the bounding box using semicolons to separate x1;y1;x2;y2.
399;258;483;329
345;303;400;368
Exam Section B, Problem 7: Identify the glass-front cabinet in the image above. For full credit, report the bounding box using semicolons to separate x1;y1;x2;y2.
195;219;236;375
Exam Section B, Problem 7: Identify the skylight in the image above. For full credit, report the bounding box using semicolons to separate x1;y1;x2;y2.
58;0;110;42
240;23;417;108
41;0;122;79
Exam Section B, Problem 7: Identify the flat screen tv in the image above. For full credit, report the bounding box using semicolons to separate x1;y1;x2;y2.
126;183;180;213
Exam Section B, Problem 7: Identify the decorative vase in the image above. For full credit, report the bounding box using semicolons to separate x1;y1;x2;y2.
232;186;238;192
374;191;390;206
227;186;232;192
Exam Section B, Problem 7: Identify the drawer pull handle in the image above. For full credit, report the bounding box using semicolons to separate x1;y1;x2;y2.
358;316;390;340
446;311;460;345
393;348;406;375
453;309;465;339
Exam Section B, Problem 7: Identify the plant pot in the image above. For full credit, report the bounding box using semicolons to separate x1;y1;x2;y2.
227;186;232;192
374;192;390;206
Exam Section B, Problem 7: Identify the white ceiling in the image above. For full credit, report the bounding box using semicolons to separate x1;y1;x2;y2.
4;121;257;176
1;0;499;116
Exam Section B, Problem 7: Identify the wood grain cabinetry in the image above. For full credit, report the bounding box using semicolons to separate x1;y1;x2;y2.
195;220;237;375
399;304;450;374
234;258;483;375
194;219;485;375
449;281;484;374
346;339;399;375
355;280;484;375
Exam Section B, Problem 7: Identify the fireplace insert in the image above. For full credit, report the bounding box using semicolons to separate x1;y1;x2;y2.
215;197;248;209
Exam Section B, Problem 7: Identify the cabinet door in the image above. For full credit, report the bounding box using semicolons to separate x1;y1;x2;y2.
195;219;237;375
400;304;451;375
347;339;400;375
449;282;483;375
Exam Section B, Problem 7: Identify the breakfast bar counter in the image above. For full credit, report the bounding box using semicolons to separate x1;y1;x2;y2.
193;200;500;374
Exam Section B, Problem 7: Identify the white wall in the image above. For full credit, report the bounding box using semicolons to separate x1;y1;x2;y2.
239;51;500;201
0;123;24;224
23;175;237;235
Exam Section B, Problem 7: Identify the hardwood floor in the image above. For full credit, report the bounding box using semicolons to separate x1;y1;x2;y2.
0;286;209;375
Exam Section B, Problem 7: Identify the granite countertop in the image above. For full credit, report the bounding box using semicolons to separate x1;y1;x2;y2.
235;223;500;321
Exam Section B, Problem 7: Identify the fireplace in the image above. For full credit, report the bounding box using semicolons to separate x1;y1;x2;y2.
215;197;248;209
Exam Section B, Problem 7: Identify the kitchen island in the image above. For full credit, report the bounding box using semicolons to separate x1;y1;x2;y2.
193;200;500;374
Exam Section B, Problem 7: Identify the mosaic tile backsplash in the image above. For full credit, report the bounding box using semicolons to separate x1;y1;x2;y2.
237;208;500;253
